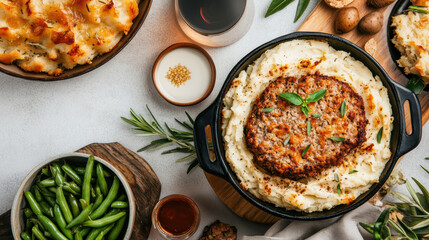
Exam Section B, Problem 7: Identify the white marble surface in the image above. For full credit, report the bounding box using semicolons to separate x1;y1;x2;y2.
0;0;428;239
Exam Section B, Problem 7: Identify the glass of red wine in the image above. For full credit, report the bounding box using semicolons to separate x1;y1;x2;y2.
175;0;255;47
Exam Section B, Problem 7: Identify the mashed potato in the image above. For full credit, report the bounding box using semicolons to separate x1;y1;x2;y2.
221;39;393;212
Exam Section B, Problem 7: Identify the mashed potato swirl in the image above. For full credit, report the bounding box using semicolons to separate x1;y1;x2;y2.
221;39;393;212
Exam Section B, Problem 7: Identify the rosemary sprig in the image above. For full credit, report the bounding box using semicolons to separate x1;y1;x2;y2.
360;163;429;239
121;106;203;173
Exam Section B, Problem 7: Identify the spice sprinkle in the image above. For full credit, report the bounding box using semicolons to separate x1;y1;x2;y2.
166;64;191;87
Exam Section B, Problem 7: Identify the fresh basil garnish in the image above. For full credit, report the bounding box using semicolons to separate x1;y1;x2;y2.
302;144;311;156
329;137;346;142
337;183;341;196
279;92;304;105
262;107;275;113
340;100;346;117
307;119;311;135
377;127;383;144
279;89;326;117
284;135;291;145
306;89;327;103
334;173;339;182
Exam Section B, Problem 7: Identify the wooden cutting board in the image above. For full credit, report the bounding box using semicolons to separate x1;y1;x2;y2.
0;142;161;240
205;0;429;224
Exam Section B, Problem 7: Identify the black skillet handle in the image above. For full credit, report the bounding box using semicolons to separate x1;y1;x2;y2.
194;103;227;178
393;81;422;157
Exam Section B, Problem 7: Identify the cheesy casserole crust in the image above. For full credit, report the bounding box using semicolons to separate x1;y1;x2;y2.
391;10;429;83
0;0;139;76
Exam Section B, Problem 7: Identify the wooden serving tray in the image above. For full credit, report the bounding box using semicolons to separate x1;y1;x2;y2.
0;142;161;239
205;0;429;224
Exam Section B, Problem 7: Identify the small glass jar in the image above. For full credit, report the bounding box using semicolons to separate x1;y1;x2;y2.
152;194;200;240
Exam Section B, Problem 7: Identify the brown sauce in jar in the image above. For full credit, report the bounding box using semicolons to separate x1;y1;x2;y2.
156;196;197;235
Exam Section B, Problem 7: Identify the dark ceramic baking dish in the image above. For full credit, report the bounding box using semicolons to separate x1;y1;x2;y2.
194;32;422;220
0;0;152;81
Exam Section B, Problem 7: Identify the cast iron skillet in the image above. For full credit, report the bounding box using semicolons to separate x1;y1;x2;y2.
0;0;152;81
194;32;422;220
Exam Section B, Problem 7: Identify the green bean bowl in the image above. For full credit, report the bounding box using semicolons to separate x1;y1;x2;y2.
11;153;135;240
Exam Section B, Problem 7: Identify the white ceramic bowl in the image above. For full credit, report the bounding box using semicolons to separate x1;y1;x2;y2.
11;152;135;240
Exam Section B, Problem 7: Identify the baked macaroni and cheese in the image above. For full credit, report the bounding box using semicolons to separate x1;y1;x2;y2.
0;0;139;75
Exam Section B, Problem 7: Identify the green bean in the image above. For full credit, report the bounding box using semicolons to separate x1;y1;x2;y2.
66;204;93;229
95;185;102;196
83;212;126;228
93;195;103;212
45;196;56;207
53;204;73;240
79;227;91;238
91;186;96;198
105;208;121;217
39;179;56;188
110;201;128;209
25;219;33;231
44;231;52;238
36;184;56;198
32;225;47;240
28;218;45;231
107;213;127;240
85;228;103;240
96;164;108;196
74;167;86;175
21;231;32;240
68;194;80;217
95;232;104;240
41;167;51;177
82;156;94;204
79;199;88;209
63;184;80;196
48;187;57;194
33;186;43;202
24;192;43;215
116;194;126;202
39;201;54;218
62;164;82;186
74;231;83;240
66;182;81;194
52;163;65;187
24;208;34;218
37;214;68;240
85;210;120;240
90;177;120;220
56;187;73;224
96;223;115;240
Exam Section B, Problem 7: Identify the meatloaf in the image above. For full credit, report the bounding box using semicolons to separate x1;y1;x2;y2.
245;73;367;180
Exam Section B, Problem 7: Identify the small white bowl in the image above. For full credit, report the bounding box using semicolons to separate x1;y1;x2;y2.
152;43;216;106
11;152;135;240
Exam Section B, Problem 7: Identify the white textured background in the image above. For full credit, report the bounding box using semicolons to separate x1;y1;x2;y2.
0;0;428;239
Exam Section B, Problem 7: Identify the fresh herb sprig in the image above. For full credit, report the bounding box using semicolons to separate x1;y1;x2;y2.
121;106;202;173
360;164;429;239
406;76;426;95
279;89;327;117
408;5;429;14
265;0;311;22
